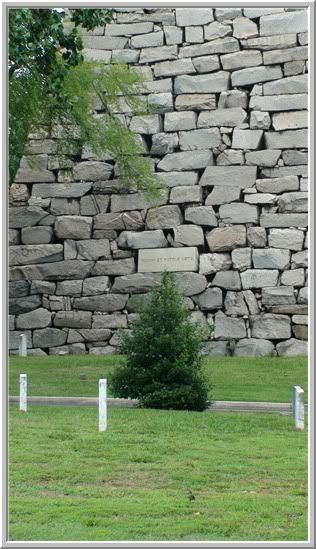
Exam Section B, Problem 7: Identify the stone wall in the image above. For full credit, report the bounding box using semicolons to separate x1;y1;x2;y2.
9;7;308;357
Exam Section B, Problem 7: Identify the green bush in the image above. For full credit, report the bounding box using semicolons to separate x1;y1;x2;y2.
111;272;210;411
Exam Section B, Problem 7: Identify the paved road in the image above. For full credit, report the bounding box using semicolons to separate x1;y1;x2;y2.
9;396;308;414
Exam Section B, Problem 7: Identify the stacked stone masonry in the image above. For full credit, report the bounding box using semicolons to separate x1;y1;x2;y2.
9;7;308;357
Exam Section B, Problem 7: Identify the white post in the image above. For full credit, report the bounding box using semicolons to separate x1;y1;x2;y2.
292;385;304;430
19;334;27;357
19;374;27;412
99;379;107;432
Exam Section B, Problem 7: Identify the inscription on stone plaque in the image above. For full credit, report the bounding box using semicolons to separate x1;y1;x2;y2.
138;247;199;273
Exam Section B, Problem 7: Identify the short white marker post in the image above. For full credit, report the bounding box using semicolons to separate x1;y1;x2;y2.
19;334;27;357
99;379;107;432
19;374;27;412
292;385;304;430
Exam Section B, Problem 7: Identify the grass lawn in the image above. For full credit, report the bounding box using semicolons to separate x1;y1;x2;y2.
9;355;308;403
9;405;308;542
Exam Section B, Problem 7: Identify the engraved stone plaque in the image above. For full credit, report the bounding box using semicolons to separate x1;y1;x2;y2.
138;247;199;273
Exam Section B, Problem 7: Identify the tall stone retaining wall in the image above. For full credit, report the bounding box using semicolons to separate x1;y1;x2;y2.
9;7;308;357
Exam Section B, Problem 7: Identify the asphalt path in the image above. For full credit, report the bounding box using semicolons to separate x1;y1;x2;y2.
9;396;308;414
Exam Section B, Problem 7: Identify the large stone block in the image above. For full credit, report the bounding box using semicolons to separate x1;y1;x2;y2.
221;50;262;70
278;192;308;213
263;75;307;95
231;65;282;86
50;198;80;216
224;291;248;316
154;58;196;77
192;288;222;311
32;183;92;199
54;311;92;329
260;214;308;228
10;244;63;266
233;16;258;39
291;250;308;269
211;270;241;290
75;239;111;261
199;253;232;274
30;281;56;295
55;216;92;240
82;276;110;296
174;72;230;94
241;269;279;289
263;46;308;65
157;150;213;172
92;313;127;329
74;294;128;312
253;248;290;270
180;37;239;58
10;260;94;281
117;230;167;249
173;225;204;246
164;111;197;132
276;338;307;356
198;108;247;128
247;227;267;248
111;191;168;213
192;55;220;74
130;114;161;134
92;258;136;276
151;133;178;155
174;272;207;296
206;226;246;252
268;228;304;251
234;338;275;356
250;314;291;339
176;8;214;26
185;206;217;227
164;25;182;45
82;36;128;49
175;94;216;111
21;226;53;245
139;45;178;64
245;150;281;167
147;93;173;114
219;204;259;224
232;129;263;150
214;311;246;340
265;130;307;149
260;10;307;36
111;273;161;294
130;30;164;48
244;8;285;18
9;206;49;228
146;205;183;229
104;22;154;36
281;269;305;287
16;308;52;329
73;161;112;181
250;94;307;112
33;328;67;348
179;128;221;150
68;329;111;344
94;211;144;231
9;280;29;298
231;248;252;270
200;166;257;188
206;186;241;205
56;280;82;296
202;341;229;356
157;171;198;187
204;21;232;41
262;286;295;306
218;90;248;109
15;168;55;183
240;34;297;50
256;175;299;194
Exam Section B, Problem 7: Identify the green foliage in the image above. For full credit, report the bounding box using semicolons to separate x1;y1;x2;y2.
111;272;210;411
9;8;163;199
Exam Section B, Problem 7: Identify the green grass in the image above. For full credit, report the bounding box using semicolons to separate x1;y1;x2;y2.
9;355;308;403
9;405;308;541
